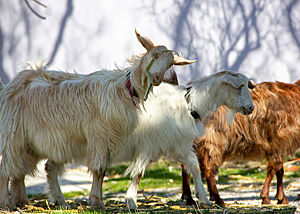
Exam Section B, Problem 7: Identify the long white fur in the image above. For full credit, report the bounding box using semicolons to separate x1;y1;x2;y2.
0;42;176;209
44;71;254;209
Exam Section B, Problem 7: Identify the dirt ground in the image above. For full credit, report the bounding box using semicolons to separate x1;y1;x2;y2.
23;160;300;213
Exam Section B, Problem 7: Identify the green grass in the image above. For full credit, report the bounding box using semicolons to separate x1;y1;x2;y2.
218;167;267;182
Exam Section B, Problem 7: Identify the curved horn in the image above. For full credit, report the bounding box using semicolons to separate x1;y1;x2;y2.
173;55;197;65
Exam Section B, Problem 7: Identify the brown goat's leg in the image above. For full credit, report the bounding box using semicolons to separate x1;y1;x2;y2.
260;164;276;204
0;172;10;210
10;175;29;209
275;166;289;204
206;168;225;207
89;169;106;210
181;164;196;205
199;152;225;207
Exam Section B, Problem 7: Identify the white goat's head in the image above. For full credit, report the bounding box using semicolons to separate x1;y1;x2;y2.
135;30;196;99
186;71;255;125
220;71;255;116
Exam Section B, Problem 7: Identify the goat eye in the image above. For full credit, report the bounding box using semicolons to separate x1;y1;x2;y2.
238;84;245;89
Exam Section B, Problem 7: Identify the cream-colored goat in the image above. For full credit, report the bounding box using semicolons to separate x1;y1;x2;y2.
0;30;195;210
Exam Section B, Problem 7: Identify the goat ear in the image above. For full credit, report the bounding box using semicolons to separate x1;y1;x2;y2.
248;81;257;89
223;74;245;88
135;29;155;51
174;55;197;65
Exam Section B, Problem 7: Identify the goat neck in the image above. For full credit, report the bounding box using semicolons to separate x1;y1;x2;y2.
186;77;224;122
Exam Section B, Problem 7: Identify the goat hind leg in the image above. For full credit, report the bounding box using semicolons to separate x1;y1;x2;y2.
10;175;29;209
275;166;289;204
45;160;69;208
0;172;10;210
89;169;106;210
181;164;196;205
184;154;212;208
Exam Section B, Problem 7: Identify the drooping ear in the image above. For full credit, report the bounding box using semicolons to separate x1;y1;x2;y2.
163;68;179;85
135;29;155;51
173;55;197;65
223;74;245;88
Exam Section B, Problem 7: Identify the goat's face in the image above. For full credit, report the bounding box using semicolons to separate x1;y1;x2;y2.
221;72;255;116
136;30;196;86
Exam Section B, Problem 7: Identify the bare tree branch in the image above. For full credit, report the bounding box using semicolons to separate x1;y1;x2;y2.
286;0;300;53
0;25;10;84
47;0;73;66
24;0;46;20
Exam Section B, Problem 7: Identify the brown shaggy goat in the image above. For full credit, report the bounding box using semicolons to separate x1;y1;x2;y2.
181;80;300;207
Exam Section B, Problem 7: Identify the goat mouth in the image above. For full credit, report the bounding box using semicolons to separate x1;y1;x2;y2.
242;107;252;115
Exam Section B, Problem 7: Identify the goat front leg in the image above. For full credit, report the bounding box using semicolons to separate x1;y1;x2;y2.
200;152;225;207
275;166;289;204
125;173;142;210
45;160;69;208
260;163;276;204
183;153;212;208
89;169;107;210
191;164;212;208
181;164;196;205
10;175;29;209
0;171;10;210
205;168;225;207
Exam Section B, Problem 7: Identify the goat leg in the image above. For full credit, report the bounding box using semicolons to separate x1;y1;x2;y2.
45;160;69;208
181;164;196;205
206;168;225;207
10;175;29;209
189;161;212;208
260;163;276;204
275;166;289;204
0;171;10;210
125;173;142;210
89;169;106;210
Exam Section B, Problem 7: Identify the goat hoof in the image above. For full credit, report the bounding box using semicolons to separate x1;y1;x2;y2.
0;200;10;211
216;199;225;208
15;200;29;209
126;198;137;210
261;198;271;205
277;199;289;204
90;201;105;210
198;201;213;209
186;198;197;206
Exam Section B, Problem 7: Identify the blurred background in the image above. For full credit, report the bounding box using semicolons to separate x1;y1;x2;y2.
1;0;300;85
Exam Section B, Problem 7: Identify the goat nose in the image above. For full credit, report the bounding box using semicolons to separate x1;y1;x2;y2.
153;73;162;86
246;104;254;114
249;105;254;112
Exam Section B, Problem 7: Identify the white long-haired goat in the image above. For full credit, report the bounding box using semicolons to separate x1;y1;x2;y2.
42;71;254;209
0;30;195;210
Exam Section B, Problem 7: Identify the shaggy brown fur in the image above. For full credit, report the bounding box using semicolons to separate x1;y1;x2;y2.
181;80;300;207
